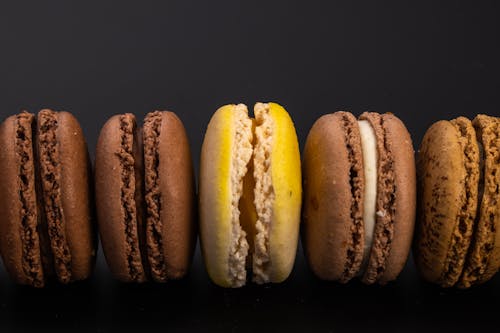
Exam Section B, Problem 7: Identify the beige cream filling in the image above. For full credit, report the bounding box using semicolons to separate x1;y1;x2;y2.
252;103;275;284
358;120;378;274
227;104;253;287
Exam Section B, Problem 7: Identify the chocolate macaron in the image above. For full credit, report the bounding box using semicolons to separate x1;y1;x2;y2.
0;110;96;287
302;111;416;284
415;114;500;288
95;111;196;282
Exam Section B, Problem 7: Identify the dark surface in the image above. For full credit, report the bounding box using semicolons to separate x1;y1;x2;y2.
0;1;499;332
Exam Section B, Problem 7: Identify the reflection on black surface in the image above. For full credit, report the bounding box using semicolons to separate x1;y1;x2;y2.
0;244;499;333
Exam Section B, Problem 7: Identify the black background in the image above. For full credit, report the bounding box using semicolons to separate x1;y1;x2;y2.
0;1;499;332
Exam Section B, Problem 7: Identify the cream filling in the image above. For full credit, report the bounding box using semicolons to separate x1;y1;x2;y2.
227;104;253;287
358;120;378;273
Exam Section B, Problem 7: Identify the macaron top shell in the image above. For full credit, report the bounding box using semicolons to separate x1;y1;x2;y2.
199;104;252;287
38;110;96;282
302;112;365;282
416;118;480;287
359;112;416;284
254;102;302;284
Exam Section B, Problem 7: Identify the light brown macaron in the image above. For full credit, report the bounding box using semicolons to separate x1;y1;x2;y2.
302;111;416;284
0;110;96;287
415;114;500;288
95;111;196;283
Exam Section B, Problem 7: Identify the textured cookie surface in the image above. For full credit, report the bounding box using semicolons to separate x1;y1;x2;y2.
415;118;480;287
254;102;302;284
302;112;365;282
459;115;500;288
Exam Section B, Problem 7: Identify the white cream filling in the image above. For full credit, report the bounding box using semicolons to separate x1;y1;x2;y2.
358;120;378;273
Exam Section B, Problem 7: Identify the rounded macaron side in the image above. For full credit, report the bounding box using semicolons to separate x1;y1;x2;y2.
460;115;500;287
199;104;253;288
95;113;147;282
41;110;96;282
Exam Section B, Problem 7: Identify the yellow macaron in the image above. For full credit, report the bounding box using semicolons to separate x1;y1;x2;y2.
199;102;301;287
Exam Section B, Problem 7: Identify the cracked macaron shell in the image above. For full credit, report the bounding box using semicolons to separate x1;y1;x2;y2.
41;110;96;282
302;112;365;282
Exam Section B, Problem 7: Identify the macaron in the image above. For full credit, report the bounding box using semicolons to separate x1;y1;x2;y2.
199;102;302;288
0;110;96;287
95;111;196;282
302;111;416;284
415;114;500;288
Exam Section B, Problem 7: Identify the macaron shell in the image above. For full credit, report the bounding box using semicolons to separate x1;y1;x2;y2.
370;113;416;284
199;105;235;287
266;102;302;283
55;111;96;281
302;112;365;281
156;111;196;279
415;119;479;287
95;114;147;282
0;113;43;286
459;114;500;287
